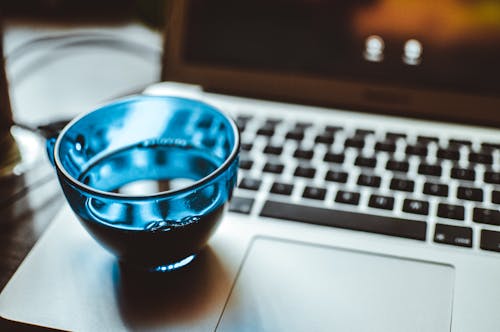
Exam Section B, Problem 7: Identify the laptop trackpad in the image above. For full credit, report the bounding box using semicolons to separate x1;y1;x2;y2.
217;237;454;332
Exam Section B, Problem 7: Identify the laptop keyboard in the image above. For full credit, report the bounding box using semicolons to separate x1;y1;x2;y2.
229;113;500;253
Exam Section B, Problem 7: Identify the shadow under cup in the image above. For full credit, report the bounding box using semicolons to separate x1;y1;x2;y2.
49;96;240;271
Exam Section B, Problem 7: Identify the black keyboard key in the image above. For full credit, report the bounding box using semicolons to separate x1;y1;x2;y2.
357;174;381;188
386;132;407;141
418;163;442;177
236;115;252;123
325;170;348;183
295;121;313;129
434;224;472;248
264;118;281;127
285;130;304;141
239;178;262;191
236;123;247;132
335;190;360;205
450;167;475;181
374;141;397;153
241;142;253;151
235;115;252;132
344;138;365;149
481;142;500;150
229;196;255;214
437;148;460;161
481;230;500;252
256;126;275;137
449;139;472;147
263;162;284;174
260;200;426;241
457;186;483;202
390;178;415;192
294;166;316;179
469;152;493;165
423;182;449;197
386;160;409;173
293;148;314;160
405;145;428;157
473;208;500;226
355;156;377;168
437;203;465;220
355;129;375;137
324;152;345;164
417;135;439;144
303;186;327;201
270;182;294;196
263;145;283;156
369;195;395;210
494;191;500;204
403;199;429;215
484;171;500;185
315;133;334;145
324;125;343;133
239;159;253;170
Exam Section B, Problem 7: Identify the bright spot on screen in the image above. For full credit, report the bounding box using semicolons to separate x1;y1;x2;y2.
403;39;423;65
364;35;384;62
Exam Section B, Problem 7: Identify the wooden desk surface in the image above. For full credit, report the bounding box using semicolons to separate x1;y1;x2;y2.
0;21;161;331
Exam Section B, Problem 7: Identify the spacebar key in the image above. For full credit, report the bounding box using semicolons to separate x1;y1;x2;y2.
260;200;426;241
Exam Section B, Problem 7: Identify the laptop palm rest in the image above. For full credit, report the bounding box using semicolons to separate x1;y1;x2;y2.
217;237;454;332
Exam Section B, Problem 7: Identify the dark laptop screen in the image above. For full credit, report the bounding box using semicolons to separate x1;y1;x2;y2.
183;0;500;97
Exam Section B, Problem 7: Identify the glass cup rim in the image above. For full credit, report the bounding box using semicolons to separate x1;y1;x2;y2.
53;95;240;201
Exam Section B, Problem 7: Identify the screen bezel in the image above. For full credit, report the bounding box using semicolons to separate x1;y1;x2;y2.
161;1;500;127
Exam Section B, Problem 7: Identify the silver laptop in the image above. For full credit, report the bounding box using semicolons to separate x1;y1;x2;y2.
1;1;499;331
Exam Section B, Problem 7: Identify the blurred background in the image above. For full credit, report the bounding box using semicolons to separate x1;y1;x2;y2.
2;0;166;127
2;0;166;27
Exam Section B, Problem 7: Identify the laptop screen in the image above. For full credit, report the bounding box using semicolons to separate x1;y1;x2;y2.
163;1;500;126
184;0;500;97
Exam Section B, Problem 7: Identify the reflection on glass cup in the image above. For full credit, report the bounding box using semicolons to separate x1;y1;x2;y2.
47;96;240;271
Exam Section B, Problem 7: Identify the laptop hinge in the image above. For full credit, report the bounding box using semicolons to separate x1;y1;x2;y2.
143;81;204;99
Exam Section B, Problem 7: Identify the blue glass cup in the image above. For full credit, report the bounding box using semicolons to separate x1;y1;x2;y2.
47;95;240;271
